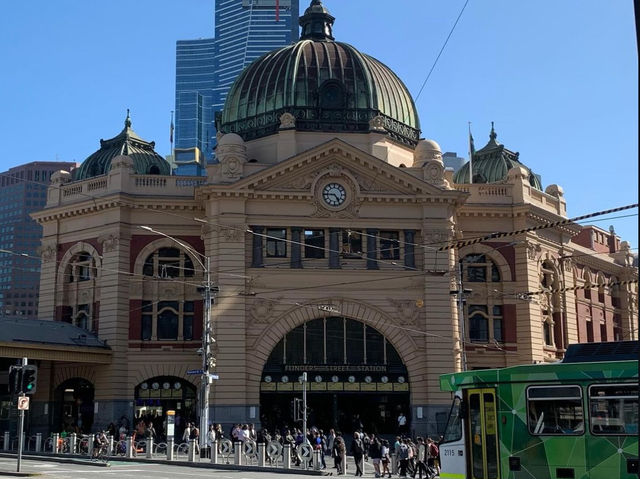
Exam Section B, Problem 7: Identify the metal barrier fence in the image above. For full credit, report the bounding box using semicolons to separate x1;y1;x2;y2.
0;432;372;473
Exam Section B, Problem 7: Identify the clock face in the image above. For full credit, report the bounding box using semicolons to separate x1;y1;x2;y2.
322;182;347;207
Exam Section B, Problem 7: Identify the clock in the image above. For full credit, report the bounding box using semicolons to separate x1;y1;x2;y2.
322;182;347;207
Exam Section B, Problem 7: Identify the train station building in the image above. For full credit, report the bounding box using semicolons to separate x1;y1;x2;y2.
5;1;637;438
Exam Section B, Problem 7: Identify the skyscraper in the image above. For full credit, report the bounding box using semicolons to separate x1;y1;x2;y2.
175;38;216;174
0;161;76;320
174;0;299;175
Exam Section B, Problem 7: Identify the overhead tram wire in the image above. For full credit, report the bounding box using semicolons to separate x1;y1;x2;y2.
413;0;470;104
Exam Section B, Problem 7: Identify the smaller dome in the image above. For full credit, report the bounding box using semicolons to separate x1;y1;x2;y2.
454;124;542;190
74;111;171;181
218;133;245;146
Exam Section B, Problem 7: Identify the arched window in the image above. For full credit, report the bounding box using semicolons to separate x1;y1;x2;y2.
460;254;500;283
141;300;194;341
143;247;195;278
66;252;97;282
466;305;503;343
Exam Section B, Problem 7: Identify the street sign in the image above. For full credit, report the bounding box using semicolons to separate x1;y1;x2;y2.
297;442;313;463
17;396;29;411
219;438;232;456
266;440;282;460
243;439;257;457
187;369;204;375
209;374;219;380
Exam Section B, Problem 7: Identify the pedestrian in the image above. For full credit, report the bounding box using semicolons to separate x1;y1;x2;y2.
397;411;407;435
412;437;429;479
351;431;365;476
368;433;382;478
327;428;336;468
333;435;346;475
398;438;410;477
381;439;392;478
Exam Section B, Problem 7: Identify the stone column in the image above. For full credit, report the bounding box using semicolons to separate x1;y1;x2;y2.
291;227;303;268
329;228;341;269
366;229;379;270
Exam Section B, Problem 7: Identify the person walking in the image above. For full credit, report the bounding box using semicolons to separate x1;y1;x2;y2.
368;433;382;478
351;432;365;476
381;439;392;478
333;436;346;475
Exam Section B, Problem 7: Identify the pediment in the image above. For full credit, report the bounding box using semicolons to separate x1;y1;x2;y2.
229;139;452;199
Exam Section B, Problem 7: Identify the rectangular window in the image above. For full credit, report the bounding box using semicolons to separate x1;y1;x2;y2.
493;305;503;342
527;385;584;435
341;230;363;258
141;301;153;340
183;301;194;340
266;228;287;257
468;305;488;342
304;229;325;258
379;231;400;260
589;384;638;435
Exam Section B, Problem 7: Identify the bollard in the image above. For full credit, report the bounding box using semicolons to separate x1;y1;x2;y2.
234;442;242;465
88;434;95;457
69;433;77;454
210;441;218;464
257;442;265;467
188;439;197;462
2;431;9;451
126;436;134;458
167;438;174;461
391;452;398;475
341;451;347;476
313;449;321;470
107;435;114;456
35;433;42;452
52;433;59;454
146;437;153;458
283;444;291;469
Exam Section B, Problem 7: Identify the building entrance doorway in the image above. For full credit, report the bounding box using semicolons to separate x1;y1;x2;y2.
134;376;196;441
54;378;94;434
260;317;410;435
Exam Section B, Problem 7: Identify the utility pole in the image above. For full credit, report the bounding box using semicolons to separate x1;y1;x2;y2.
16;357;27;473
451;263;471;371
302;372;307;441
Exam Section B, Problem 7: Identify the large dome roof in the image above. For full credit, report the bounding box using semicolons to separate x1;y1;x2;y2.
74;112;171;181
219;0;420;147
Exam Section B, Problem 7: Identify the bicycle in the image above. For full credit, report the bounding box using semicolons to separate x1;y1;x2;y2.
93;443;110;464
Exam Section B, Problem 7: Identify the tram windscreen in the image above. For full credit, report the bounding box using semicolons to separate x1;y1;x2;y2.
442;396;463;442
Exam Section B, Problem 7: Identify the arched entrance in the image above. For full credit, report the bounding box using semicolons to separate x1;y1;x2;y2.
134;376;196;440
260;317;410;435
54;378;94;434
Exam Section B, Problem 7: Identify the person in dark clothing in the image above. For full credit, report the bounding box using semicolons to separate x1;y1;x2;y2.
368;434;383;478
333;436;346;475
351;432;365;476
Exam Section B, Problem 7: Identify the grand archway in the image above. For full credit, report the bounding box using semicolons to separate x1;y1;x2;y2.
54;378;95;434
260;317;409;435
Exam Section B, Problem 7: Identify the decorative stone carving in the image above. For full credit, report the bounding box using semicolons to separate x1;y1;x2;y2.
525;241;542;261
220;225;245;243
217;133;247;181
279;112;296;129
248;297;283;324
99;234;119;254
424;161;446;187
50;170;72;185
388;298;421;326
311;197;361;218
221;156;244;179
413;139;443;166
353;173;387;193
369;114;386;132
110;155;134;171
40;243;57;263
327;164;343;177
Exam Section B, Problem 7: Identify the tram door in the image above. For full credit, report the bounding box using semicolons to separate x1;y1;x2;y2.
466;388;500;479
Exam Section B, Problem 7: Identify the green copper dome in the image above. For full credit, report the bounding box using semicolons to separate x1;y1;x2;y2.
219;0;420;147
74;111;171;181
454;124;543;190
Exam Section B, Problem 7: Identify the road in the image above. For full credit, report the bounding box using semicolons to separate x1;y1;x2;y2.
0;455;382;478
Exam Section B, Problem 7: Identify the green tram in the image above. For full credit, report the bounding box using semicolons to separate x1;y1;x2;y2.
438;341;639;479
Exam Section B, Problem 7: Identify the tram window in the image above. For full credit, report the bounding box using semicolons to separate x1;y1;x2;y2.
527;385;584;435
589;384;639;435
442;396;462;442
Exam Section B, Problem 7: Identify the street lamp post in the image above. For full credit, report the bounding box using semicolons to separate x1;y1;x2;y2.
140;226;216;450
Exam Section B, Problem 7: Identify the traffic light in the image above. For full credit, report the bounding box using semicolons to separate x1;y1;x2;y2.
8;366;22;396
21;365;37;395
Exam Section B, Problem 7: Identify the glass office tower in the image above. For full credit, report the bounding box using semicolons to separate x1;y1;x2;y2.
0;161;76;320
175;38;216;175
174;0;299;175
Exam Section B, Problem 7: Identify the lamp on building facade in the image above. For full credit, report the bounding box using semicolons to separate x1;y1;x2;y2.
139;226;216;449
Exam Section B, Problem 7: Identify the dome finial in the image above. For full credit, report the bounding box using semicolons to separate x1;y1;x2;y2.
299;0;335;41
490;121;496;141
125;109;132;129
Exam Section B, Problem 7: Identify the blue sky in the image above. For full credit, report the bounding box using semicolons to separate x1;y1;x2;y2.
1;0;637;247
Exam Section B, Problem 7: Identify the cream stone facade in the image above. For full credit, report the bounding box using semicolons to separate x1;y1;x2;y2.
14;0;638;439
